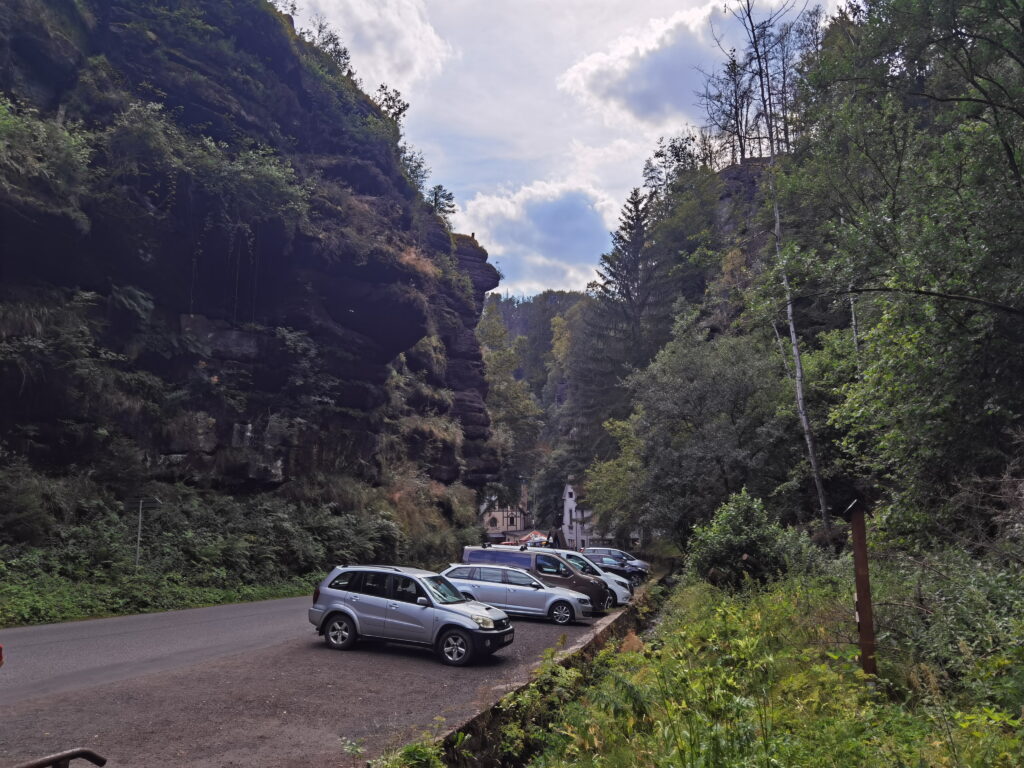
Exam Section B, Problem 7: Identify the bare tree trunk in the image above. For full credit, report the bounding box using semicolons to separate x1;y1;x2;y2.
737;0;831;530
782;263;831;529
772;322;793;378
849;286;860;366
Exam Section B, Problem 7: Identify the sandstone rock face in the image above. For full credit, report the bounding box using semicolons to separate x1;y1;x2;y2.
0;0;500;496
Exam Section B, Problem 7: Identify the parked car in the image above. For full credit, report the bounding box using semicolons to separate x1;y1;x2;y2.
583;547;651;571
584;552;649;587
509;546;631;607
309;565;514;666
462;545;611;610
441;564;591;624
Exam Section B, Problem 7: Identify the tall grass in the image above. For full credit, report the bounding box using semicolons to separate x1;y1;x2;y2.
525;570;1023;768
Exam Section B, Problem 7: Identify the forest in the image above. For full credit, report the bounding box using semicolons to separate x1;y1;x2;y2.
458;0;1024;764
1;0;1022;763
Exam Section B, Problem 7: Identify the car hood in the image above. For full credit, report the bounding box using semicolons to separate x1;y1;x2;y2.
440;600;509;622
629;559;651;570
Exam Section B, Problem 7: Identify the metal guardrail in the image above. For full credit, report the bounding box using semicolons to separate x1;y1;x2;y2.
11;748;107;768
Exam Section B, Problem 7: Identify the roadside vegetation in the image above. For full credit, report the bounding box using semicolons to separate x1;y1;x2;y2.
375;496;1022;768
525;564;1023;767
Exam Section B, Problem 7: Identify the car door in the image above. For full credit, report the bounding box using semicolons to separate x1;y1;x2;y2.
504;568;546;615
384;575;433;644
348;570;389;636
535;553;575;593
472;567;510;608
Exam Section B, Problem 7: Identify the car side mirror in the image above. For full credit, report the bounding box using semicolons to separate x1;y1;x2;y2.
530;583;542;589
416;597;429;606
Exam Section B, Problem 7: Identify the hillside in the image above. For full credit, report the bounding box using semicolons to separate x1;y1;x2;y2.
0;0;500;621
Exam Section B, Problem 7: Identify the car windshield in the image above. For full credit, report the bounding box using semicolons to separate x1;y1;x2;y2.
566;554;599;575
421;575;466;604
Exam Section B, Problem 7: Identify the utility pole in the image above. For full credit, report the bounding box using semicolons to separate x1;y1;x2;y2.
135;498;143;568
129;496;163;568
848;500;878;676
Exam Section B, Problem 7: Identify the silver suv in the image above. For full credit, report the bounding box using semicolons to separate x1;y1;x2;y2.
441;564;591;625
309;565;514;666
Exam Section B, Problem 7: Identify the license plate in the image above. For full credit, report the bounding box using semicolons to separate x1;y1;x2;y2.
503;630;514;644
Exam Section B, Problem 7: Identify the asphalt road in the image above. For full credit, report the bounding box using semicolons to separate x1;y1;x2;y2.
0;598;602;767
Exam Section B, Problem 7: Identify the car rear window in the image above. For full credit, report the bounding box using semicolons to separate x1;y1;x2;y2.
479;567;505;584
328;571;355;590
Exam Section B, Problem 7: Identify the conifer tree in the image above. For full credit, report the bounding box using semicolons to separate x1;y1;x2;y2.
427;184;456;226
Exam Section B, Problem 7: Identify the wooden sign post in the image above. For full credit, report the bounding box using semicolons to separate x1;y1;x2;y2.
849;502;878;676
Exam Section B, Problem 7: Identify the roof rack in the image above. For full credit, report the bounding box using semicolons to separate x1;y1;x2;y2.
339;564;404;572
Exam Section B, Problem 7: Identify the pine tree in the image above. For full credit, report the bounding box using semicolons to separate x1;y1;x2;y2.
427;184;456;226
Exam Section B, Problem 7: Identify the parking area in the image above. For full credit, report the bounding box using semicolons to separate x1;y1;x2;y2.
0;600;605;767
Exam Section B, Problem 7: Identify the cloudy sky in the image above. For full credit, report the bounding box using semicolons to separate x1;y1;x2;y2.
298;0;748;295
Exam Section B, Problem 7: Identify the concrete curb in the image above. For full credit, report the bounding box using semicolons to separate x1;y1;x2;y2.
436;573;669;767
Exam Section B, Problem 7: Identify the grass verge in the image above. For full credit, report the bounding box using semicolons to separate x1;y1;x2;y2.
0;570;316;627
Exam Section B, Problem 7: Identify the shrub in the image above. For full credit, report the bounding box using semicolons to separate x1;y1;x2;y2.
687;489;816;588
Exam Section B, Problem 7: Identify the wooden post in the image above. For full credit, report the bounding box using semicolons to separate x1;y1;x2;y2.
850;504;878;676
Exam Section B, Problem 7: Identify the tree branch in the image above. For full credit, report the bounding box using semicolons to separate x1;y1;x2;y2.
836;287;1024;316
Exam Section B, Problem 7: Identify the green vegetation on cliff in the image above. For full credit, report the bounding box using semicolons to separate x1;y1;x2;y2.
0;0;499;624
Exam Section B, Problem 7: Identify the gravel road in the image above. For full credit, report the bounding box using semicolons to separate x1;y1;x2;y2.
0;597;601;767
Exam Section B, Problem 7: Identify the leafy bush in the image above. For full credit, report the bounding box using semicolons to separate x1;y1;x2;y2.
687;489;818;588
0;96;92;228
872;546;1024;710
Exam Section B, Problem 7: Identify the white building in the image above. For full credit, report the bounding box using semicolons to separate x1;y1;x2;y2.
561;483;606;549
561;482;642;549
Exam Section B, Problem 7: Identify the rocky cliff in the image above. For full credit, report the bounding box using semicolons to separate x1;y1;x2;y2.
0;0;499;562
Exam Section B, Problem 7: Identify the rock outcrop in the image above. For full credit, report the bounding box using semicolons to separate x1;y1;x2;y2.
0;0;500;503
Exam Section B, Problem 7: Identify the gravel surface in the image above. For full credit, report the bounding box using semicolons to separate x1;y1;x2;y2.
0;598;601;767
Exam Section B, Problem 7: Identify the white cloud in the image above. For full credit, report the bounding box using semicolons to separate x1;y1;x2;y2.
301;0;453;92
455;180;616;294
297;0;817;295
558;3;722;127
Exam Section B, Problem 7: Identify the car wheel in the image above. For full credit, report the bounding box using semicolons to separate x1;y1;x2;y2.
603;592;616;610
323;614;357;650
630;574;645;588
549;600;574;625
437;628;475;666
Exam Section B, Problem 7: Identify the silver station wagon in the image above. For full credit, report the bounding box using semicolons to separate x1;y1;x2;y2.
309;565;514;666
440;564;591;625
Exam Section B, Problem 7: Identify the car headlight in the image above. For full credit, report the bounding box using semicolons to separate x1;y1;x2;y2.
577;597;590;604
471;614;495;629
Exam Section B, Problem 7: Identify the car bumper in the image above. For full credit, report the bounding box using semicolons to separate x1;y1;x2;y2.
469;626;515;654
308;607;326;629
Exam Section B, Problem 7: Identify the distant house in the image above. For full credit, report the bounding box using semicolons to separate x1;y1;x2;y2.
480;489;533;543
561;483;607;549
